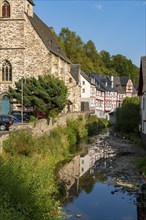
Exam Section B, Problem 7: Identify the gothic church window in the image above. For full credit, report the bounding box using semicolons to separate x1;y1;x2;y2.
2;1;10;17
2;60;12;81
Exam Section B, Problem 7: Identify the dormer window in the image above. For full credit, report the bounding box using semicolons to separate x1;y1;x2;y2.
2;1;10;17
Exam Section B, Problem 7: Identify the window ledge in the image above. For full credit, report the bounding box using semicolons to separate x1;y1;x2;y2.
0;81;12;84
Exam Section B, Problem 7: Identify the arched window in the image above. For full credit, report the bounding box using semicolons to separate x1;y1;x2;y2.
2;60;12;81
2;1;10;17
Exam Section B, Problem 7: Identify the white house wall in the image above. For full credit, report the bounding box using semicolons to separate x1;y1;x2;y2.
80;75;90;99
142;94;146;134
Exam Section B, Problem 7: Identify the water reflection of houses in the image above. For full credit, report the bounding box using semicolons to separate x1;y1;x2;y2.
80;147;104;177
59;145;109;192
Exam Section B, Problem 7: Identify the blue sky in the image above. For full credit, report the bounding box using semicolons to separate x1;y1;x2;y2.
33;0;146;67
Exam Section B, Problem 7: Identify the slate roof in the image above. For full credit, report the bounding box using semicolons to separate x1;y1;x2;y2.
28;13;71;63
70;64;80;83
91;74;136;94
80;71;92;84
91;74;114;92
120;76;130;86
28;0;35;5
113;76;125;93
138;56;146;95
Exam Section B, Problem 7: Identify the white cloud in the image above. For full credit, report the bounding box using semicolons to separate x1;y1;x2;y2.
96;3;102;10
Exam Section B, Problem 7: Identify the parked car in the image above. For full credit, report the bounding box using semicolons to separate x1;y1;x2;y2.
11;116;21;124
23;111;35;119
0;114;14;131
9;110;45;119
11;113;29;123
36;111;46;119
9;110;21;115
11;110;35;118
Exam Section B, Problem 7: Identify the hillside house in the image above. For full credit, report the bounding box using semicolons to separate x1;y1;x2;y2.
95;85;105;118
90;74;137;120
114;76;137;107
79;71;96;113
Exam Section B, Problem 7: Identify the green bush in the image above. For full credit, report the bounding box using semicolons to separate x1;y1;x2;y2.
66;118;88;145
137;157;146;174
0;156;65;220
29;115;36;122
86;115;109;136
3;130;35;156
115;97;140;134
37;126;70;160
124;132;142;145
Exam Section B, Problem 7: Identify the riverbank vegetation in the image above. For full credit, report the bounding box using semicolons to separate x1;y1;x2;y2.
115;96;141;144
137;157;146;174
0;115;109;220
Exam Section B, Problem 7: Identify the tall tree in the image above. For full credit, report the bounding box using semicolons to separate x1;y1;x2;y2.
84;40;100;72
8;75;68;119
58;28;84;64
111;54;129;75
99;50;111;68
84;40;99;62
111;54;139;82
115;96;140;134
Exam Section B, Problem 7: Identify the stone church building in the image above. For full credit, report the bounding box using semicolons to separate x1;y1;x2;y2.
0;0;81;114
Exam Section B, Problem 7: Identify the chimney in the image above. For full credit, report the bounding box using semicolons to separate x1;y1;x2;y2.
49;27;55;33
111;76;114;88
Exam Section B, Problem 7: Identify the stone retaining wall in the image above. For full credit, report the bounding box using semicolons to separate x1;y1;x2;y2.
10;112;88;137
0;112;88;151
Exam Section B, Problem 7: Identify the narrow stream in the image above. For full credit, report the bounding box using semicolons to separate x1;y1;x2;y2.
63;180;137;220
60;130;146;220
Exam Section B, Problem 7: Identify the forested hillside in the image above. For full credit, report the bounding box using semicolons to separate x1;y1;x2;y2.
56;28;139;83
